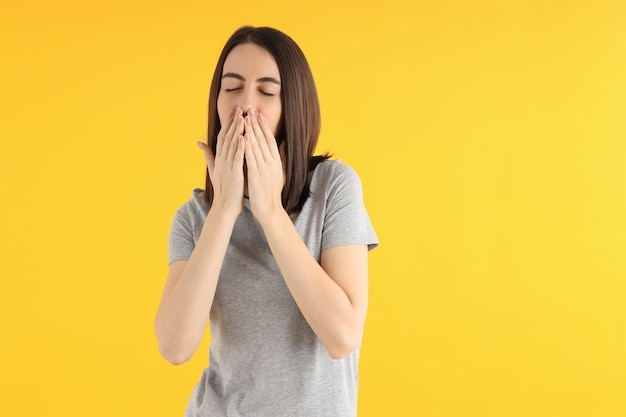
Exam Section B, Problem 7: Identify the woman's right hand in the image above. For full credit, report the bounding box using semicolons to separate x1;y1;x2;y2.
197;106;246;216
157;107;246;365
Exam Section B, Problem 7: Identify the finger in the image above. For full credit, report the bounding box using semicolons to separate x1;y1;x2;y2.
248;108;273;161
232;135;245;171
197;141;215;175
221;108;243;159
245;113;266;164
257;111;280;158
216;109;235;157
225;115;244;161
244;135;258;173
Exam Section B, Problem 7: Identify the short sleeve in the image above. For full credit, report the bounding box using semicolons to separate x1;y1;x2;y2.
321;162;379;251
168;208;195;264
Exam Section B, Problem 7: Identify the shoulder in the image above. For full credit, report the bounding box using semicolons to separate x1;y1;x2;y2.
173;188;209;222
310;159;365;203
310;159;363;193
309;159;379;251
168;189;208;262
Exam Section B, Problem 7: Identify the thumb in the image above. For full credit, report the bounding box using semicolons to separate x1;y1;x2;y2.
197;141;215;173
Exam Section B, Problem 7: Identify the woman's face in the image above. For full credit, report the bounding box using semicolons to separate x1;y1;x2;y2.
217;43;282;137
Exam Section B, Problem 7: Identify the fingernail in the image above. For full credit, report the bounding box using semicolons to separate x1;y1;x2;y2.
249;108;255;117
196;141;203;149
258;112;265;123
228;110;234;120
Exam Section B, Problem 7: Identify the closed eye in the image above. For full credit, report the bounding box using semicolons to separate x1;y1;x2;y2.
260;91;275;97
224;87;242;93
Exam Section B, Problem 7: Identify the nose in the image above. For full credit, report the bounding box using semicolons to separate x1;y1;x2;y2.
237;88;256;115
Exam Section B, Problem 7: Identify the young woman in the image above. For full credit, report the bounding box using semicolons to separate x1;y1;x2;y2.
155;26;378;417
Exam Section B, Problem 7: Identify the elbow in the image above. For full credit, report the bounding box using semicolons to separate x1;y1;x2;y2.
324;331;361;360
158;342;193;366
327;345;355;360
323;315;367;360
156;328;195;365
155;320;196;365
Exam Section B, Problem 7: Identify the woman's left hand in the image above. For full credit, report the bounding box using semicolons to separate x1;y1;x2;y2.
243;107;285;223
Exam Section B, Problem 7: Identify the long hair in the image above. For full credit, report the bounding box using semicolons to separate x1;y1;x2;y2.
203;26;329;213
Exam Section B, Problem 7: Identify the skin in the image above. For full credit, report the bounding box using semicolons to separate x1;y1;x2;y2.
155;43;369;363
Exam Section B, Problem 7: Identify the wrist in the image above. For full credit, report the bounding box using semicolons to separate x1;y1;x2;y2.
257;206;290;231
211;191;243;215
206;203;240;225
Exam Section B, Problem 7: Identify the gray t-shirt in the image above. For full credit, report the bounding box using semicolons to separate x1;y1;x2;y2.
168;159;378;417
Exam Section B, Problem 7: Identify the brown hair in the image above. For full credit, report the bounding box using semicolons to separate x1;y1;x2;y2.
203;26;330;213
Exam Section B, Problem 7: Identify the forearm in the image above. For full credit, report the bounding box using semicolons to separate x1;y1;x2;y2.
155;207;237;364
260;210;366;359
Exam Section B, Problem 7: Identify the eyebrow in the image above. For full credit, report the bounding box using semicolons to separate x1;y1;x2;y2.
222;72;281;85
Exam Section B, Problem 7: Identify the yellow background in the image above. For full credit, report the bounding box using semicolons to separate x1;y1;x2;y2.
1;0;625;416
